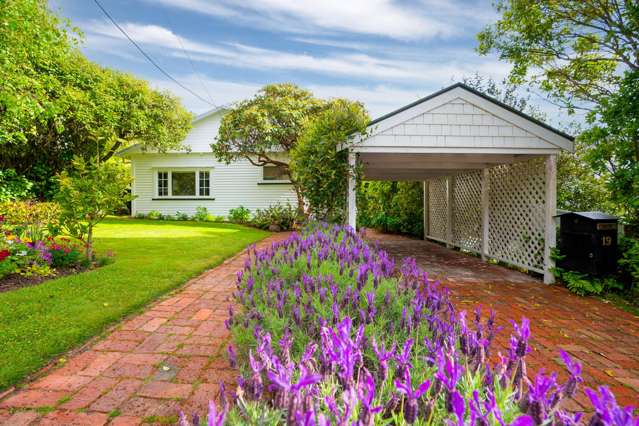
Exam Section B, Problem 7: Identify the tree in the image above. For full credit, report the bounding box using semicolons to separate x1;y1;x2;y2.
214;84;327;212
1;0;193;198
55;158;134;260
580;70;639;224
461;73;546;120
290;99;369;221
477;0;638;110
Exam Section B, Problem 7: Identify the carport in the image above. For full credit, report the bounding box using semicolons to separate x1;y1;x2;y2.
346;83;574;283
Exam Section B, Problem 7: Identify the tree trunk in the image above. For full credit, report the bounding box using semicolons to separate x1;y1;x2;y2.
86;224;94;261
293;185;306;218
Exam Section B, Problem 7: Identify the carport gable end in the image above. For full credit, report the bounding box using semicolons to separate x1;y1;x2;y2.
345;83;574;285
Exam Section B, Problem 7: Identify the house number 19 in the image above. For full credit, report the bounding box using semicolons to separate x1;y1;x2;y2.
602;236;612;246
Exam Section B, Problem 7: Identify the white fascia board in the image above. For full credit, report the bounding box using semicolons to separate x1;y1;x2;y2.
350;146;563;155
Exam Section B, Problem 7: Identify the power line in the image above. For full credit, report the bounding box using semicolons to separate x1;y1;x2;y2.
159;7;217;107
92;0;216;107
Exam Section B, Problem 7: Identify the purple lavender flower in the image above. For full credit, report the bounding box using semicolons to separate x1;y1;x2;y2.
227;345;237;369
357;370;382;425
585;386;639;426
395;369;430;424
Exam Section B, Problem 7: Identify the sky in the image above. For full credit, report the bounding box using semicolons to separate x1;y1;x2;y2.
49;0;566;122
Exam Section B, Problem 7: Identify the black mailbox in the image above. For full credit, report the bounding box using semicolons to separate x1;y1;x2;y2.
557;211;619;276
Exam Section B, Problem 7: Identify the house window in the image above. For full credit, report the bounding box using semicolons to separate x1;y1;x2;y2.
262;165;289;181
199;171;210;196
156;169;212;198
172;171;196;196
158;172;169;196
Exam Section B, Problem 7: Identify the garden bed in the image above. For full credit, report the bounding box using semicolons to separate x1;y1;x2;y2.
0;265;90;293
202;223;637;425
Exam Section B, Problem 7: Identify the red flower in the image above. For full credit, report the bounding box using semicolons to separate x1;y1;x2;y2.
0;249;9;261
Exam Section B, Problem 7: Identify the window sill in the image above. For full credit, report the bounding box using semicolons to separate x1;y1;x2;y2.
257;181;292;185
152;197;216;201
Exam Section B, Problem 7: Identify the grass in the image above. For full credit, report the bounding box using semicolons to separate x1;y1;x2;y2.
0;217;269;390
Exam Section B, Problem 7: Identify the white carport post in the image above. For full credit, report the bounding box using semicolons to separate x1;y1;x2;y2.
481;168;490;261
347;152;357;230
423;181;429;239
543;154;557;284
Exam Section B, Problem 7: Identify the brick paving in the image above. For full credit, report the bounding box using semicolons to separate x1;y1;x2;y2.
0;233;290;426
368;231;639;411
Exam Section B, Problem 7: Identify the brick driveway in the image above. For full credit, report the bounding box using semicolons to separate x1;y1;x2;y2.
368;231;639;410
0;234;289;426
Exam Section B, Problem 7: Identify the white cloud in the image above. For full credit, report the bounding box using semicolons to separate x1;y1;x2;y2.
84;21;510;84
148;0;454;40
151;74;442;119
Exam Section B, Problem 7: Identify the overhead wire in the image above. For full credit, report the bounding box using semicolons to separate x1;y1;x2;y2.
92;0;216;107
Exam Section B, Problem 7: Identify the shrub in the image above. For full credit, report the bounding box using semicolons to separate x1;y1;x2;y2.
147;210;162;220
0;200;61;240
49;238;83;268
358;181;424;238
250;203;297;231
194;206;209;222
290;99;369;221
175;211;190;221
55;158;133;260
228;206;251;224
0;169;34;202
191;223;626;425
135;212;146;219
619;236;639;286
0;259;17;279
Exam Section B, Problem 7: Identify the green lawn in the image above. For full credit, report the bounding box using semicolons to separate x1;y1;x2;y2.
0;218;269;390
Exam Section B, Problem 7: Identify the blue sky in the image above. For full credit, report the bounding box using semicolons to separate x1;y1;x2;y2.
49;0;563;121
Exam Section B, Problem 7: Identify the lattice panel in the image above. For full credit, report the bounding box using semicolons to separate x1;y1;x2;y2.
488;157;546;272
452;171;482;252
427;177;448;241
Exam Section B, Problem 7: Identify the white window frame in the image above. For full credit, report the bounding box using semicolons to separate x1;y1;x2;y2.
153;168;213;199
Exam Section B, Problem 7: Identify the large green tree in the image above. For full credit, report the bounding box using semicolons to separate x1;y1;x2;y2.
290;99;369;221
214;83;327;211
477;0;638;110
1;0;192;197
580;71;639;224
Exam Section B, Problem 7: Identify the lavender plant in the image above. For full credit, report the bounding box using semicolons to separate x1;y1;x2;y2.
187;224;637;425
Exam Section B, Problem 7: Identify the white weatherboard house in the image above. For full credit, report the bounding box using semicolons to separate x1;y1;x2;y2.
117;108;297;217
345;83;574;283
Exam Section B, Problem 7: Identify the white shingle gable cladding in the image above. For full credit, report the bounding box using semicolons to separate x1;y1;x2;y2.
376;98;550;150
354;85;573;154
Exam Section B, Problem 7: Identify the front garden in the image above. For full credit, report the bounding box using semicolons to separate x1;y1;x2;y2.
0;217;267;389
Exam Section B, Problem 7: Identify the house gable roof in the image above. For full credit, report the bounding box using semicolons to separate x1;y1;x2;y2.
116;106;228;157
354;83;574;154
370;83;574;142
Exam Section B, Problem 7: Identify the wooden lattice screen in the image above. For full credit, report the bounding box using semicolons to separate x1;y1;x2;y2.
425;157;546;273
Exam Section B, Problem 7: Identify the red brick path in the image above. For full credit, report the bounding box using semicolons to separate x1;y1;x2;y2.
0;234;290;426
368;231;639;410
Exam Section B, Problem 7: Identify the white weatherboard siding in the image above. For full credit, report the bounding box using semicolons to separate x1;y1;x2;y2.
122;108;297;217
131;153;296;217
